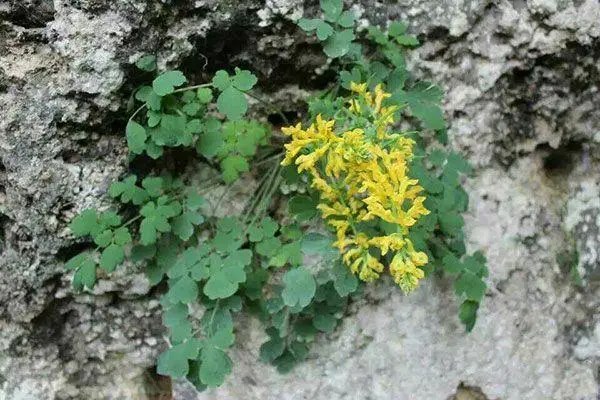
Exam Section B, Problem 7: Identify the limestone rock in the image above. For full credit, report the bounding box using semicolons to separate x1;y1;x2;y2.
0;1;599;399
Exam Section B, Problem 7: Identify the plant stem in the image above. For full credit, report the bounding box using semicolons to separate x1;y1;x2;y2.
127;83;213;123
172;83;212;94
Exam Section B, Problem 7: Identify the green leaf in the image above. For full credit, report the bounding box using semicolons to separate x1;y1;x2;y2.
172;211;204;241
320;0;343;22
146;90;162;111
259;334;286;363
220;155;249;183
157;339;201;378
91;230;111;248
69;254;96;290
301;232;335;255
297;18;319;31
289;195;318;221
182;91;196;103
442;253;463;275
203;251;249;299
152;70;187;96
248;217;278;242
169;319;193;344
459;300;479;332
98;211;121;227
256;236;282;258
213;218;244;253
212;70;231;91
313;313;337;333
182;102;200;116
282;267;316;308
69;209;101;238
370;61;390;82
197;87;213;103
163;304;192;343
217;86;248;121
439;212;464;236
124;120;146;155
231;68;257;91
169;246;210;280
207;326;235;350
131;244;156;262
135;55;156;72
155;114;187;146
367;26;389;45
273;351;296;373
65;253;92;271
396;34;420;47
235;123;267;157
387;66;408;90
141;176;164;197
186;119;203;135
429;149;447;167
169;275;199;304
135;86;153;102
145;141;164;159
445;152;473;175
139;201;179;245
463;254;488;278
163;303;189;327
201;301;236;337
113;227;132;246
339;67;361;89
388;21;407;37
315;20;334;41
332;262;358;296
197;126;224;158
289;341;309;361
323;29;355;58
454;271;486;302
99;244;125;272
337;10;355;28
270;242;302;267
185;191;205;211
394;82;446;130
199;346;232;387
109;175;148;205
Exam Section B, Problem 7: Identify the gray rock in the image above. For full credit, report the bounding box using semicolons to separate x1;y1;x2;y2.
0;0;599;399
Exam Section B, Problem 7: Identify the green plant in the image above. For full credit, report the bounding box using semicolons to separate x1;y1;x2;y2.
65;0;487;391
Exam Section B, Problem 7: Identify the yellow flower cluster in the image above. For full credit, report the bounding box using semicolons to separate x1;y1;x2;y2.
281;83;430;293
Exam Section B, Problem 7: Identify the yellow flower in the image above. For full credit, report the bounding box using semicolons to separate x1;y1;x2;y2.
410;250;428;267
295;143;330;172
407;196;430;219
350;82;368;94
280;82;431;292
317;202;350;218
373;84;391;113
330;219;351;251
311;174;337;202
390;254;425;293
369;234;405;256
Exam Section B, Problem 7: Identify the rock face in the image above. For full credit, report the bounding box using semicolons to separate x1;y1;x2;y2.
0;0;599;399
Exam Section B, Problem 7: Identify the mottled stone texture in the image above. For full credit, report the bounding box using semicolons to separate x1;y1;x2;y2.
0;0;599;399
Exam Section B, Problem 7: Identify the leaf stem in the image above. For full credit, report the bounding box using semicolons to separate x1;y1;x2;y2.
208;300;220;334
127;83;213;123
172;83;213;94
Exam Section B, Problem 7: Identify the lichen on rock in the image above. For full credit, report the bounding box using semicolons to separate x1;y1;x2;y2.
1;0;600;399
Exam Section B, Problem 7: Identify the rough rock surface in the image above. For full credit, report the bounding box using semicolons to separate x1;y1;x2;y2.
0;0;599;399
